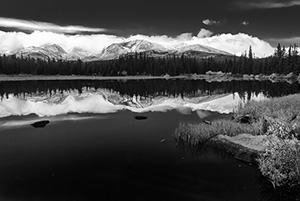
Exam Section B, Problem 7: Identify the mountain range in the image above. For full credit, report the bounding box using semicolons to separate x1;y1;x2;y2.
12;39;232;62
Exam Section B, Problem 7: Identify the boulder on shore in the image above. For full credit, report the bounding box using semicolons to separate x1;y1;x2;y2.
206;134;277;163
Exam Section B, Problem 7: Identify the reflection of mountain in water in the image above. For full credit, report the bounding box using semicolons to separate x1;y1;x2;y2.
0;85;266;118
0;79;299;118
1;79;300;100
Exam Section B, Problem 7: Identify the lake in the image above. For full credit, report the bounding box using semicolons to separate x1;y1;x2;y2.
0;79;299;201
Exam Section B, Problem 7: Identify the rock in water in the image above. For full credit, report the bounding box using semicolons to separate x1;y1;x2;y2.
31;120;50;128
203;120;212;125
134;116;148;120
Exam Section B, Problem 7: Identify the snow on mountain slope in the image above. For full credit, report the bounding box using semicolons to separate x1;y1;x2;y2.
14;44;67;61
97;39;171;60
97;39;231;61
66;47;92;61
174;43;231;55
12;39;233;61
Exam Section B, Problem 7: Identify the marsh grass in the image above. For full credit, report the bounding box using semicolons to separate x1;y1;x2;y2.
236;94;300;123
175;120;260;145
175;94;300;146
235;93;300;138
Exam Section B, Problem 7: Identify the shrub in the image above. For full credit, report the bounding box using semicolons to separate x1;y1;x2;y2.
266;117;298;139
258;137;300;188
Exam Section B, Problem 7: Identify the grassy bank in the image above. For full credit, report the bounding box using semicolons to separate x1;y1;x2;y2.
176;93;300;143
175;120;260;145
175;93;300;189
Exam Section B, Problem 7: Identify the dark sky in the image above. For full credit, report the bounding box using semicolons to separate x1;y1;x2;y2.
0;0;300;46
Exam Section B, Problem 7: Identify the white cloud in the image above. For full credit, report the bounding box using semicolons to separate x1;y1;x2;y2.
202;19;220;26
242;21;250;26
127;32;274;57
176;33;193;41
0;17;106;34
188;33;274;57
197;29;213;38
0;30;274;58
0;31;123;54
239;0;300;9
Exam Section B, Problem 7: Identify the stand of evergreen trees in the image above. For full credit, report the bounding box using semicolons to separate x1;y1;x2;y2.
0;44;299;76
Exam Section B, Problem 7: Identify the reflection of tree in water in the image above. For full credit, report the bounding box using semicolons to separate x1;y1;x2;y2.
0;80;300;100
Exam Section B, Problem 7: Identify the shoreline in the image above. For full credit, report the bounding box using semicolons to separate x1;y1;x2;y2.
205;134;276;164
0;74;185;81
0;73;300;82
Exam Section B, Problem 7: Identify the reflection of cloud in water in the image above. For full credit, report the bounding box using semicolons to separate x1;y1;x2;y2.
0;115;96;128
197;110;211;119
0;90;267;119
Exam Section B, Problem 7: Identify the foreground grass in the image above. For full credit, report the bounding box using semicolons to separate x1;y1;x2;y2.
175;120;260;145
236;94;300;125
175;93;300;143
175;93;300;189
235;94;300;138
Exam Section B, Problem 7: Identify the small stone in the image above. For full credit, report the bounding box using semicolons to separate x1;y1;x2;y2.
31;120;50;128
134;116;148;120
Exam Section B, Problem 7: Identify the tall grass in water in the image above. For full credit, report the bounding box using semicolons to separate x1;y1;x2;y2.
175;120;260;145
175;94;300;146
235;93;300;138
236;94;300;123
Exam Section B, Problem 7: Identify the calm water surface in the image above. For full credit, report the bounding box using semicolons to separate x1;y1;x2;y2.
0;79;299;201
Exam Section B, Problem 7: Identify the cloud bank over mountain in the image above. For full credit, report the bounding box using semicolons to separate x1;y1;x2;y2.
0;29;274;58
238;0;300;9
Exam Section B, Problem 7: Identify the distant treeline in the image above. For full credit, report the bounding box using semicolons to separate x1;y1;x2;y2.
0;44;299;76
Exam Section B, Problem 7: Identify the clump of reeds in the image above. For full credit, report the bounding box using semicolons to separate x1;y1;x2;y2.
175;119;260;145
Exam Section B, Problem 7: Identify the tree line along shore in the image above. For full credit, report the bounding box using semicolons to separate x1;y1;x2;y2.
0;44;299;77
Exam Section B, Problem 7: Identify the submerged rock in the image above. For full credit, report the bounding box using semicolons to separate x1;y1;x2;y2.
134;116;148;120
207;134;277;163
31;120;50;128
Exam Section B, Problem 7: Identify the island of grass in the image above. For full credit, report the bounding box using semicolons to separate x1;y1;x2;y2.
175;93;300;190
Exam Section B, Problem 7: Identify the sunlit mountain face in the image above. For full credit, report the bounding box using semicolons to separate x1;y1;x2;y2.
10;39;233;62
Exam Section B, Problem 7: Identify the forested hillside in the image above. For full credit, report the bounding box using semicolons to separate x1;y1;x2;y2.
0;44;299;76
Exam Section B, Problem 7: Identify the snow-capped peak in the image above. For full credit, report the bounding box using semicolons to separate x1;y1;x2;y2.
12;39;233;61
